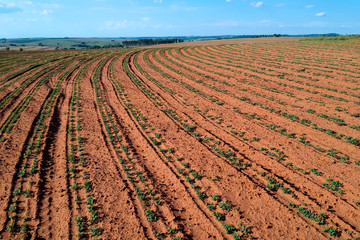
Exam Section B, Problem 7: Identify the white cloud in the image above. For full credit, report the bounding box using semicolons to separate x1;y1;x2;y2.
315;12;326;17
275;3;285;7
153;24;163;29
259;19;270;23
102;20;128;30
4;2;16;7
38;3;60;9
0;2;22;13
41;9;53;15
2;16;14;22
340;24;352;28
154;0;162;3
305;5;314;8
251;2;263;8
141;17;150;21
169;4;198;12
226;0;231;2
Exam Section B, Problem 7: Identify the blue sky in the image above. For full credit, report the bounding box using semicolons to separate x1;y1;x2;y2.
0;0;359;38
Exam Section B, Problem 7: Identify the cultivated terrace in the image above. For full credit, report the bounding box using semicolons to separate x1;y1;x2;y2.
0;38;359;239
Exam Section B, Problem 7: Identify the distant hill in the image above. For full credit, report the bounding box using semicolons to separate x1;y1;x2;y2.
0;33;352;51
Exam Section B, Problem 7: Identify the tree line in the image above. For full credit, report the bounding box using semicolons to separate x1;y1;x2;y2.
122;38;183;48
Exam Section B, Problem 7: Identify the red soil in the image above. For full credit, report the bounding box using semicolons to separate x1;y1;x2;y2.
0;38;359;239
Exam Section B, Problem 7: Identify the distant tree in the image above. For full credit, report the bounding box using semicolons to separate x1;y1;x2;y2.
20;48;23;51
122;38;183;48
254;34;282;38
72;43;90;48
6;47;10;51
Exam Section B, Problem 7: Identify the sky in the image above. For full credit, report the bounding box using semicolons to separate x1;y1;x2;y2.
0;0;359;38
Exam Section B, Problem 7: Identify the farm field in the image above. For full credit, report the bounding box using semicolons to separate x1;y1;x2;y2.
0;38;359;240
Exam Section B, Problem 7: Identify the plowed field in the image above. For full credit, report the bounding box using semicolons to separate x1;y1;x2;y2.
0;38;359;240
